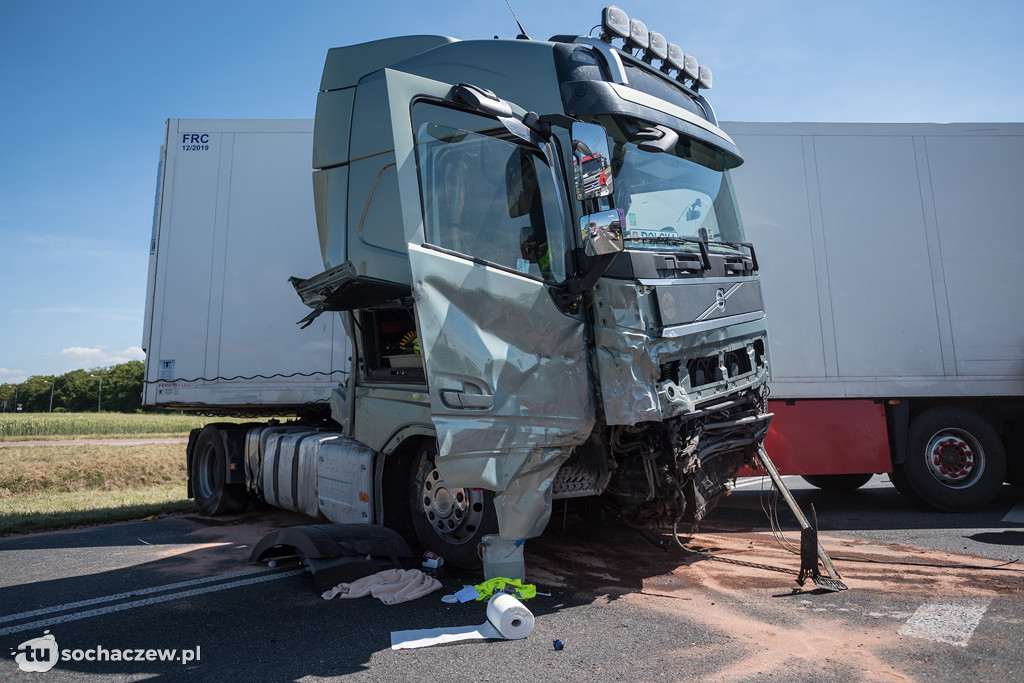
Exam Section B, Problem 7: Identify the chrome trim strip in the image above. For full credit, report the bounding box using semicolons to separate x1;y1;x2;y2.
607;82;737;146
694;282;742;321
638;275;760;286
573;37;628;84
661;311;765;338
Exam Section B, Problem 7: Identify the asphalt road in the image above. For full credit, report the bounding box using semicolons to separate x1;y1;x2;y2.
1;477;1022;681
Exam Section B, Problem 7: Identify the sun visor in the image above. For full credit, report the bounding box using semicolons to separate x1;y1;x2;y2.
560;80;743;169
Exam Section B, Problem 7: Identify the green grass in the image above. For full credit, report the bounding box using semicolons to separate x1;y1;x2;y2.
0;441;195;535
0;485;193;535
0;412;248;440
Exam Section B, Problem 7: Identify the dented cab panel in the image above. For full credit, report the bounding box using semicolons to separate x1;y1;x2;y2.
409;244;595;539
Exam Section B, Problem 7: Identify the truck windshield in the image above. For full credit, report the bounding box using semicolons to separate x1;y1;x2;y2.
594;117;746;254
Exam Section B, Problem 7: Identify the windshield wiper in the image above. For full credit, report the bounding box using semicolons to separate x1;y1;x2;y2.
711;240;759;272
626;235;710;271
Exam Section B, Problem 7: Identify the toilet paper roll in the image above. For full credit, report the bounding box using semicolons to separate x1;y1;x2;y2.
482;592;534;639
390;593;534;650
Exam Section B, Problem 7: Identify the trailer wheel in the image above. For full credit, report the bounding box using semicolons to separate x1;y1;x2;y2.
409;441;497;567
887;466;923;503
193;425;248;516
896;407;1006;512
800;473;873;490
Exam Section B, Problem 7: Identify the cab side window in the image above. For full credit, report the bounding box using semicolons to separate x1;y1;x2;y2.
412;103;567;281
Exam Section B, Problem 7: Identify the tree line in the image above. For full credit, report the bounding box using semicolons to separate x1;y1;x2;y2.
0;361;144;413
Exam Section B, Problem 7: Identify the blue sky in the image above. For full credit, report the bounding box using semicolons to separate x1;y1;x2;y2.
1;0;1021;383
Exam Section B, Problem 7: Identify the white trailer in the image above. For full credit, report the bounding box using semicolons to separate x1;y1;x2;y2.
726;121;1024;511
143;118;1024;518
142;119;349;414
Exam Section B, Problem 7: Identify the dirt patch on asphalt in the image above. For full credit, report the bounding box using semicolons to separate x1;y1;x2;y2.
528;519;1022;681
527;519;1022;599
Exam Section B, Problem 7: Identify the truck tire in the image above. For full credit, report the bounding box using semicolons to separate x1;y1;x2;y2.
887;466;923;504
192;425;248;516
409;441;497;567
800;473;873;490
895;407;1006;512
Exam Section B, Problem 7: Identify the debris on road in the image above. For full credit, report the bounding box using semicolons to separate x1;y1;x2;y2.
473;577;537;601
321;568;440;605
390;593;534;650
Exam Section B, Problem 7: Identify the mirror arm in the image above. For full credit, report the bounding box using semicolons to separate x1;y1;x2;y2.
522;112;578;141
564;252;617;294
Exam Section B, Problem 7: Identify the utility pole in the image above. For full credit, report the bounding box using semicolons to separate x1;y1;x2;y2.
91;374;103;412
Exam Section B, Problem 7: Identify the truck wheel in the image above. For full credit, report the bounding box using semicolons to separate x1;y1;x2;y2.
193;425;248;516
897;407;1006;512
409;441;497;567
887;466;923;504
800;473;873;490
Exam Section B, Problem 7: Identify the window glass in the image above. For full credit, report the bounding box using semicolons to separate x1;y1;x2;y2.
412;103;568;281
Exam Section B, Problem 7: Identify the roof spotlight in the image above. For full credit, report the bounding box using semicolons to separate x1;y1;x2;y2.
696;65;713;91
664;43;685;73
626;18;649;52
645;31;667;62
682;54;700;82
601;6;630;41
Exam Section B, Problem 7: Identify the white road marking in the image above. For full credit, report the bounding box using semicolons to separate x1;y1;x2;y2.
1001;500;1024;524
0;569;303;638
0;566;285;625
898;600;991;647
733;475;796;489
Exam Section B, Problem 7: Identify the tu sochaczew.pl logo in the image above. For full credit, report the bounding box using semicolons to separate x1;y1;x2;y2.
10;631;201;672
11;630;59;672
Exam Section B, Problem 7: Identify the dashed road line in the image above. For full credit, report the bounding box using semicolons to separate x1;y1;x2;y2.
898;600;991;647
733;475;796;489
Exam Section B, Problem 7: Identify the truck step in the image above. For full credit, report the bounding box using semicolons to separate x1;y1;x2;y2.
551;466;600;499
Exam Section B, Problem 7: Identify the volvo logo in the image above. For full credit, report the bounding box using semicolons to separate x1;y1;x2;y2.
695;282;744;322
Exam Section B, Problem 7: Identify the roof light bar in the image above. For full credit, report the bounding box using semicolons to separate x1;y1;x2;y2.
601;6;630;40
597;7;718;91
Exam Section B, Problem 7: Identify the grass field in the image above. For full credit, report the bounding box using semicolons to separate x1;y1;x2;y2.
0;419;209;535
0;412;248;440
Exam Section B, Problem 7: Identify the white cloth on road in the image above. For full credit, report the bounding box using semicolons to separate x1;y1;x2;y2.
321;568;441;605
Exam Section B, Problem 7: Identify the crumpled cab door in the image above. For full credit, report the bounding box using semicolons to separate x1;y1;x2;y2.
404;97;595;540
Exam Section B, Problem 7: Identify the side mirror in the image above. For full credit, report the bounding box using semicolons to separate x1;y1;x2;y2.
571;122;614;201
580;208;625;257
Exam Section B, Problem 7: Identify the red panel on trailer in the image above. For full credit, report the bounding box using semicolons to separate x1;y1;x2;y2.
741;399;892;476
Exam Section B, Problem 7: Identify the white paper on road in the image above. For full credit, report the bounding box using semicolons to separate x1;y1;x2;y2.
390;593;534;650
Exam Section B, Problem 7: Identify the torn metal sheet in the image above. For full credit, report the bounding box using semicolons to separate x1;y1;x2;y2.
592;278;769;425
408;244;594;541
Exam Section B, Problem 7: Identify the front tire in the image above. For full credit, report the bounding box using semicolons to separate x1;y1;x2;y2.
895;407;1006;512
409;441;497;567
193;425;248;516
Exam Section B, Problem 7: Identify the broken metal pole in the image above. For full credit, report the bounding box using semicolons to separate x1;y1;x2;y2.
756;445;841;582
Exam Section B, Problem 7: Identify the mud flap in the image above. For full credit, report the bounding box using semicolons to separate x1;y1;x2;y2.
250;524;414;592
